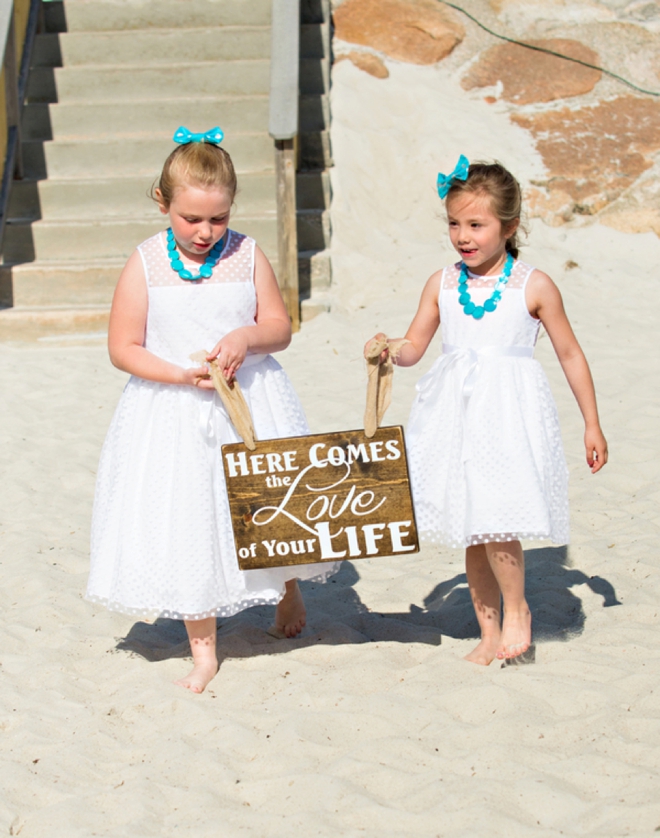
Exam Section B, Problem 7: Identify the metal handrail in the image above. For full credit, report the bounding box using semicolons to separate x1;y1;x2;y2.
269;0;300;331
0;0;41;257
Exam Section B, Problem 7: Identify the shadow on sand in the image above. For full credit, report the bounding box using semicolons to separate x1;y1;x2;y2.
116;546;620;664
423;545;621;641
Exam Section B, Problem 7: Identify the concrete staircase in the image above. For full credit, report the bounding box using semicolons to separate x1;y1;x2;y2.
299;0;332;321
0;0;332;336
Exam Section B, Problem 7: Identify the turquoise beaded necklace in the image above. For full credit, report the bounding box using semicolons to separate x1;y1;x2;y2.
166;227;226;281
458;252;514;319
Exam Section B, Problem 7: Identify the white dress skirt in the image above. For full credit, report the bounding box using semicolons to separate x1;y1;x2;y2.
406;259;570;549
87;230;338;620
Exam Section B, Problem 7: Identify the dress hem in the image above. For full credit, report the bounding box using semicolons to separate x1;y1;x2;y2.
418;530;569;549
86;565;338;621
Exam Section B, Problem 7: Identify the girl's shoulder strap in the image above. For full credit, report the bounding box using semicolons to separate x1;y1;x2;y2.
496;258;537;291
514;259;536;288
136;231;166;287
440;261;462;292
217;229;256;284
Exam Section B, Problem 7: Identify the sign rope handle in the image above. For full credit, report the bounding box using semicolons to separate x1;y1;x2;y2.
363;336;408;438
190;350;257;450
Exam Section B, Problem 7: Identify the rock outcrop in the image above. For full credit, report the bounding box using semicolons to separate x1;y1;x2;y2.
598;171;660;237
334;0;464;66
335;51;390;78
462;39;601;104
513;97;660;224
458;11;660;234
331;0;660;235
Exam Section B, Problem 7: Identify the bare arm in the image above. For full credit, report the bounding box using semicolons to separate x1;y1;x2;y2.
528;270;608;473
365;270;442;366
108;250;211;388
208;245;292;379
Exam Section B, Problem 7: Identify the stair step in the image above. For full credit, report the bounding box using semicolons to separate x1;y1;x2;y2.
21;132;275;180
44;0;272;33
300;94;329;133
0;305;111;342
28;61;271;104
3;217;277;264
299;249;331;297
301;293;331;323
301;0;330;25
3;206;325;305
1;261;123;307
296;170;330;211
301;23;330;60
23;96;269;141
300;58;329;96
32;26;271;67
297;209;330;252
23;98;323;145
8;172;277;221
300;131;333;170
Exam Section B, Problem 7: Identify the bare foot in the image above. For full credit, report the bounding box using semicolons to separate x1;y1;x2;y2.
273;580;306;638
464;634;501;666
174;660;219;694
178;617;218;693
497;607;532;661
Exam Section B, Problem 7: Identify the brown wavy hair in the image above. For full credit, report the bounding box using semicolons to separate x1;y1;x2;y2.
446;162;524;258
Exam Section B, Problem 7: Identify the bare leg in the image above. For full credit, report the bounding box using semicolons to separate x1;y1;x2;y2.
175;617;218;693
464;544;502;665
483;540;531;660
273;579;306;638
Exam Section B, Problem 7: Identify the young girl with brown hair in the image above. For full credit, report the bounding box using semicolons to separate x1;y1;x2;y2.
368;157;607;665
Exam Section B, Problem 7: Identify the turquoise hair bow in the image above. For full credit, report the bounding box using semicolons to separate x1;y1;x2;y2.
437;154;470;199
173;126;224;145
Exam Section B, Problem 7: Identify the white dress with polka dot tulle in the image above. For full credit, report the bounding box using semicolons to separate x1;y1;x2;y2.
87;230;338;620
406;259;569;549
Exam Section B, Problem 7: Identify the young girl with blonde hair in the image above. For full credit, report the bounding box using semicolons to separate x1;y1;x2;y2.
87;127;338;692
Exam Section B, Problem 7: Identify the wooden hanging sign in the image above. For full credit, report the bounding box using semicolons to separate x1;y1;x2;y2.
222;426;419;570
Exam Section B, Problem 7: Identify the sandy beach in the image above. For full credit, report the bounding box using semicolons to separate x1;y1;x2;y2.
3;13;660;837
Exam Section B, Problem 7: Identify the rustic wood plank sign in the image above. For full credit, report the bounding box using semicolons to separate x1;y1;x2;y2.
222;426;419;570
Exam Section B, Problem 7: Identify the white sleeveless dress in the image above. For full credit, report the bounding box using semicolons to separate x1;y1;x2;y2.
406;259;569;548
87;229;338;620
